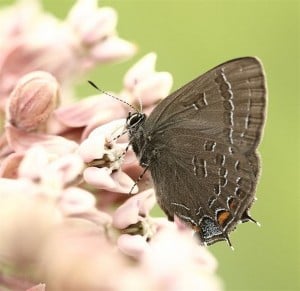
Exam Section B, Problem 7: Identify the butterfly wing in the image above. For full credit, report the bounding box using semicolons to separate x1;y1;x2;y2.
144;57;266;245
145;57;266;154
149;126;259;245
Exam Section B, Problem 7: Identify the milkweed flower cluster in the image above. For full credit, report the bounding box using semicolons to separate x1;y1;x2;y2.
0;1;222;290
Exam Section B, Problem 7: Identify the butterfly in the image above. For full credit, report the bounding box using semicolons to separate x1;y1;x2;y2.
126;57;267;247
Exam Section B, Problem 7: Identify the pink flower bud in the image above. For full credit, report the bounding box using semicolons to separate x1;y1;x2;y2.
67;1;118;46
90;36;136;63
122;53;173;107
123;53;157;90
59;187;96;216
117;234;150;258
6;71;60;131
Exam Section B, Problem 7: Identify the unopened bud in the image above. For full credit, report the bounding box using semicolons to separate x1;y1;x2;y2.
6;71;60;131
68;3;117;46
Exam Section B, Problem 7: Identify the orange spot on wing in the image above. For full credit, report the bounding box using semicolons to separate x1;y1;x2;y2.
217;210;231;226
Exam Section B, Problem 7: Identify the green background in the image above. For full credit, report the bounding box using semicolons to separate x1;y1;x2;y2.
1;0;299;290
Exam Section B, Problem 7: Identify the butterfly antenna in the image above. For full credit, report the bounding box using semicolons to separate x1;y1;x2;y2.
132;78;143;112
137;95;143;112
88;80;139;112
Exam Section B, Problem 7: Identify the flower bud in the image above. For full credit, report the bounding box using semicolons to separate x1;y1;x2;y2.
6;71;60;131
90;36;137;63
68;1;118;46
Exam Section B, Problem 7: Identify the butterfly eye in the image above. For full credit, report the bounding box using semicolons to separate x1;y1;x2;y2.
126;112;145;128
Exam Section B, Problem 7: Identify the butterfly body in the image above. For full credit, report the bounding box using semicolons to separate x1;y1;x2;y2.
127;57;267;246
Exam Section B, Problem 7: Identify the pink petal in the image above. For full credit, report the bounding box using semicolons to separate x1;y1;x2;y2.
142;230;191;276
67;0;98;27
0;44;40;98
45;114;69;135
35;134;78;155
83;166;116;189
123;53;157;90
134;72;173;107
88;118;126;140
152;217;177;231
0;0;41;39
79;120;127;171
143;227;218;275
127;189;156;216
54;95;103;127
80;8;117;45
54;94;125;130
42;153;84;186
18;145;49;180
0;135;13;160
0;152;23;178
112;199;139;229
60;187;96;215
77;135;106;163
110;170;137;193
94;190;128;210
84;167;136;193
81;109;126;140
117;234;149;258
90;36;136;63
6;125;78;154
194;247;219;273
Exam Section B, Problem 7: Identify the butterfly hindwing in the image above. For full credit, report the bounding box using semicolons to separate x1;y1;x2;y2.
149;126;259;244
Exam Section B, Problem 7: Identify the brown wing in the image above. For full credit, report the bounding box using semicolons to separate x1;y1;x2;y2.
144;57;267;245
145;57;267;154
149;126;259;245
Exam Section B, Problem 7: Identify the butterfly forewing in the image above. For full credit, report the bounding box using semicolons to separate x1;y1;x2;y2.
129;57;267;245
145;57;266;154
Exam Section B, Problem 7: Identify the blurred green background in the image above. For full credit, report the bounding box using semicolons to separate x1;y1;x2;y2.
1;0;299;290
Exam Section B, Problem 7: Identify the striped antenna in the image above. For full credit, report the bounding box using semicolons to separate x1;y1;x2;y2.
87;80;139;112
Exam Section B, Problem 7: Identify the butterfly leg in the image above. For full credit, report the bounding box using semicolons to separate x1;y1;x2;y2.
129;165;149;194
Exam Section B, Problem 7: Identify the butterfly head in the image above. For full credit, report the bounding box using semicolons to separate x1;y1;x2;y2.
126;112;146;134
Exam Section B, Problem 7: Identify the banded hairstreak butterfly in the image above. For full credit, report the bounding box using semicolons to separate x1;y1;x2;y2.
125;57;267;247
